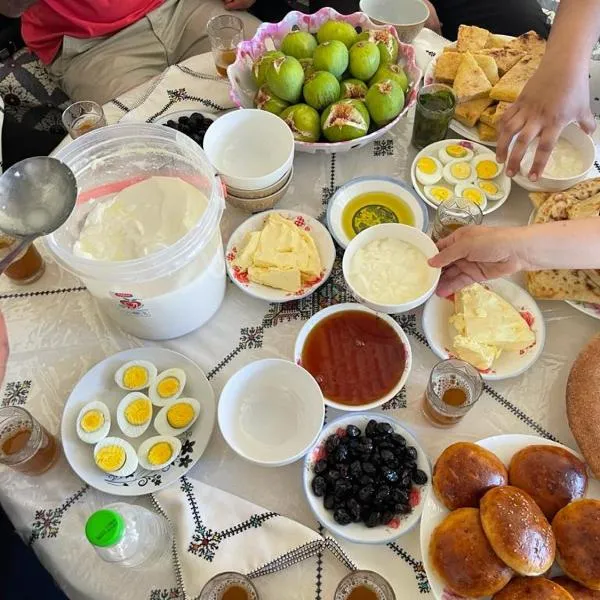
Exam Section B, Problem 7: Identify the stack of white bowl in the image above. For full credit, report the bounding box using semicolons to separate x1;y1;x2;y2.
204;109;295;212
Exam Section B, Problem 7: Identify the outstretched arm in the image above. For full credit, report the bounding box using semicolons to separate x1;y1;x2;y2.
496;0;600;180
0;0;37;17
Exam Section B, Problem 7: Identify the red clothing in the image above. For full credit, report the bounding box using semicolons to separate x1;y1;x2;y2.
22;0;164;64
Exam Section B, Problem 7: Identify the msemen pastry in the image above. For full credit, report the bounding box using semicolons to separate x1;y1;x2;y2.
553;577;600;600
493;577;575;600
509;445;588;520
433;442;508;510
430;507;513;597
553;499;600;591
567;334;600;477
480;485;556;576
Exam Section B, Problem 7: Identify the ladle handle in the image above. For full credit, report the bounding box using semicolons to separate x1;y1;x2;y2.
0;238;32;274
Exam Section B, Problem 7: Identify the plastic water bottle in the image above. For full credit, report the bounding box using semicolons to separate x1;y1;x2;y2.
85;503;173;568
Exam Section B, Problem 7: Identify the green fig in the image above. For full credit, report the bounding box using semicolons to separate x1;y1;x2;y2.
266;55;305;103
281;30;318;60
340;78;368;101
348;40;381;81
299;58;316;78
303;71;340;111
369;63;409;93
252;50;285;86
365;79;405;126
313;40;349;79
254;84;290;115
358;29;399;64
280;104;321;142
316;20;358;49
321;99;370;142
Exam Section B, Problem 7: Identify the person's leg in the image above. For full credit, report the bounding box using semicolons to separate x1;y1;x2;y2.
434;0;550;41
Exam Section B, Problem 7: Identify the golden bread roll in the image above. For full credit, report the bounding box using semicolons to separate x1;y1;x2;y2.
430;507;513;597
567;334;600;477
553;577;600;599
493;577;575;599
480;485;555;576
509;444;588;520
433;442;508;510
553;499;600;591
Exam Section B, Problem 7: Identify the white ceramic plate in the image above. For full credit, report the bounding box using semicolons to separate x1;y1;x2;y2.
422;278;545;381
226;209;336;303
326;176;429;249
423;36;514;146
411;139;511;215
61;348;216;496
419;434;600;600
304;413;431;545
153;109;216;125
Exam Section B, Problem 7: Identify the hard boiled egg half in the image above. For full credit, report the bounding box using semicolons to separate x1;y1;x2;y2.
438;143;474;164
149;368;186;407
94;437;138;477
454;184;487;211
154;397;200;437
478;179;505;201
442;160;473;185
473;154;503;180
137;436;182;471
423;184;454;205
116;392;153;438
415;156;443;186
115;360;157;391
76;400;111;444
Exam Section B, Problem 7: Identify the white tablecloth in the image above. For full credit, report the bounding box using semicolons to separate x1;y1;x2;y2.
1;29;600;600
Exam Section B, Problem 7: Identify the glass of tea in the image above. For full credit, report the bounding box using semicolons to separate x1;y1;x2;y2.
0;406;60;475
62;101;107;139
198;572;259;600
411;83;456;150
431;197;483;243
334;571;396;600
207;15;244;78
422;359;483;428
4;242;45;285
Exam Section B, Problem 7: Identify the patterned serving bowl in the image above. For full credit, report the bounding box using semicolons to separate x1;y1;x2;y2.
227;7;422;155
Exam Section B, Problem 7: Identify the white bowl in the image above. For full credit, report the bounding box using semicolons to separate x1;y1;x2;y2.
218;358;325;467
294;303;412;412
303;413;431;544
327;176;429;249
203;109;294;191
342;223;441;314
359;0;429;42
518;122;596;192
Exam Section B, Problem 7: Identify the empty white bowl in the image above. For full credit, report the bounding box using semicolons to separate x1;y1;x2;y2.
204;109;294;191
327;176;429;248
218;359;325;467
342;223;441;314
359;0;429;42
518;122;595;192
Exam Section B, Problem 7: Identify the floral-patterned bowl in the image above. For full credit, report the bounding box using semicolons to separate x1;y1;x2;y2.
228;8;422;154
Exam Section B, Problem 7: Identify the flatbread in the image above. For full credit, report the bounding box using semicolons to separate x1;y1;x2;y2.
454;52;493;103
527;269;600;303
567;193;600;220
456;25;490;53
479;104;497;127
479;48;526;75
477;121;497;142
473;53;500;84
492;101;512;125
485;34;509;49
454;97;494;127
434;51;463;83
529;192;551;209
490;54;542;102
534;178;600;224
506;30;546;56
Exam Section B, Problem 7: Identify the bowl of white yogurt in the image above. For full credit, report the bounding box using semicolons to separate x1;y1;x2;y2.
342;223;441;314
517;122;595;192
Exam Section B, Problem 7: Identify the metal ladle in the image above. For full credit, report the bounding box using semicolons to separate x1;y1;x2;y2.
0;157;77;272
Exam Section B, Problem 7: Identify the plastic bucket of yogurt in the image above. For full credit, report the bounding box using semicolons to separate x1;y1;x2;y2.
46;123;226;340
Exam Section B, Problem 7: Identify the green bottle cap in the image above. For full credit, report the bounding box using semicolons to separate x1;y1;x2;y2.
85;509;126;548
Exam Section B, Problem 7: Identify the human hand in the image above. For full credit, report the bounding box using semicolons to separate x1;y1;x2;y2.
223;0;256;10
422;0;442;35
496;60;595;181
428;225;529;296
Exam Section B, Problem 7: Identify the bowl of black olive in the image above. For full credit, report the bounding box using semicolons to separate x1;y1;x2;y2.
303;414;431;544
155;110;215;148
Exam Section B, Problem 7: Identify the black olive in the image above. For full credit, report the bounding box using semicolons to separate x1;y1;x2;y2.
349;460;362;478
406;461;417;473
365;419;378;436
380;449;395;463
362;462;376;476
165;120;177;128
370;450;381;465
334;479;352;498
392;489;409;504
382;467;399;484
391;433;407;447
334;445;349;463
346;498;362;522
401;473;412;488
346;424;361;438
191;112;203;120
374;486;391;504
379;441;395;451
338;464;350;479
405;446;418;461
376;422;393;436
358;484;375;504
190;133;203;144
314;459;328;475
334;508;352;526
326;434;340;453
324;495;335;510
327;469;341;483
359;475;373;486
413;469;429;485
312;476;326;497
178;116;190;125
359;437;373;453
365;511;381;528
381;510;394;525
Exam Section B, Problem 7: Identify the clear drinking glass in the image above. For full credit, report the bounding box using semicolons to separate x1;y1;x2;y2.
4;242;45;284
199;572;259;599
334;571;396;600
431;197;484;243
207;15;244;78
411;83;456;149
0;406;60;474
62;101;107;138
422;359;484;428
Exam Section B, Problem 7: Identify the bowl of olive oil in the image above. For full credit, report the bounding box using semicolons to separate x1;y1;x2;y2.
327;176;429;248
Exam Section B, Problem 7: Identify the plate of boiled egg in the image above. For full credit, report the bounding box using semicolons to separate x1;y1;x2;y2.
410;139;511;215
61;347;215;496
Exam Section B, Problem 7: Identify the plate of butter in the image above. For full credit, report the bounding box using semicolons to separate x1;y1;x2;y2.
226;209;336;303
421;279;545;381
